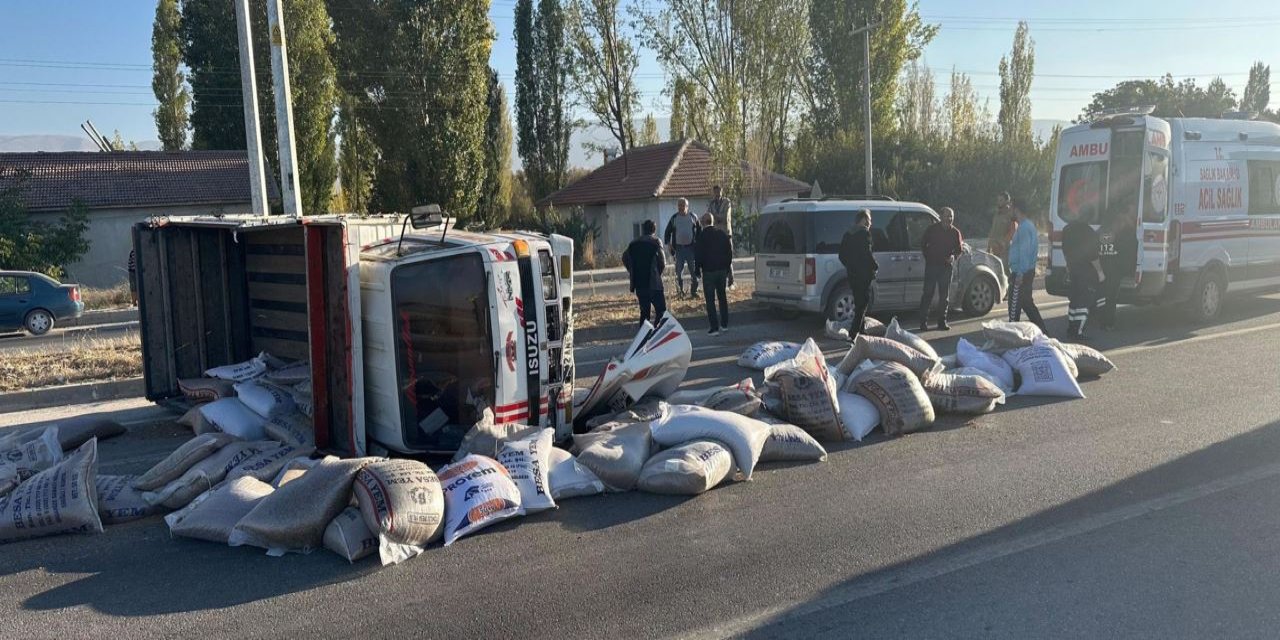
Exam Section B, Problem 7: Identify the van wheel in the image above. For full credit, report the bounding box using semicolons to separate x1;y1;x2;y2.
962;275;998;317
24;309;54;336
826;283;855;323
1186;268;1226;322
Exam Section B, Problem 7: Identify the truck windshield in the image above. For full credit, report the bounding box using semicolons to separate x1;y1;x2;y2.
391;253;495;447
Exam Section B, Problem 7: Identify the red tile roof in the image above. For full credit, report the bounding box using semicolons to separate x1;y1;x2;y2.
0;151;278;212
539;139;810;207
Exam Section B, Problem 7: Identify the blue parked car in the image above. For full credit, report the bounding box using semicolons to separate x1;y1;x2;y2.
0;270;84;336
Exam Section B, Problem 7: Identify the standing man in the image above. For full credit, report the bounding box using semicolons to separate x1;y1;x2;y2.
1098;210;1138;330
623;219;667;325
838;209;879;341
1062;215;1105;340
664;198;701;298
695;212;733;336
988;191;1017;266
1007;201;1046;330
918;207;964;332
706;185;734;287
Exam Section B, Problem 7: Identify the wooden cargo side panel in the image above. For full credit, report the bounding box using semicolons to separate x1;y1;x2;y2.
318;226;354;454
135;225;176;399
245;227;310;362
164;228;204;380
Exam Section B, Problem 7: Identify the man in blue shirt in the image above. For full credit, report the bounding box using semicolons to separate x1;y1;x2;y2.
1007;201;1045;330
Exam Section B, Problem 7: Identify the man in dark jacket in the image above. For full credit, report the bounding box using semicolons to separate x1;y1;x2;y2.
918;206;964;331
1062;216;1104;339
1098;210;1138;330
838;209;879;341
694;212;733;335
622;219;667;325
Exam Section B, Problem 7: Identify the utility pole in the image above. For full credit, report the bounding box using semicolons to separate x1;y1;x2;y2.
851;20;881;196
234;0;270;216
267;0;303;217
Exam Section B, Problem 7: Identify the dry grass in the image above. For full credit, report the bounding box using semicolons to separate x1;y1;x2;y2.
81;283;134;311
575;278;761;330
0;335;142;392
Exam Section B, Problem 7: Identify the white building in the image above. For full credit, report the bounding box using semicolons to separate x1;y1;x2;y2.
539;139;810;253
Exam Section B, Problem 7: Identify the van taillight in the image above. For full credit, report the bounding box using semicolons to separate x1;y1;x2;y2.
804;257;816;285
69;286;81;302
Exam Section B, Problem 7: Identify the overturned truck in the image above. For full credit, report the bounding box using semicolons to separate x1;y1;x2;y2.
133;214;575;457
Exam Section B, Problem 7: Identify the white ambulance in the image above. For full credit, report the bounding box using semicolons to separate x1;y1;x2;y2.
1046;109;1280;321
134;211;575;457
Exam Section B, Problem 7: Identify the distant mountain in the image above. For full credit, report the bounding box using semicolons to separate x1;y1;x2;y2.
0;134;162;152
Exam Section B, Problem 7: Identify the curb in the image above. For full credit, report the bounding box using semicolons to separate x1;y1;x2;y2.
576;306;778;344
575;257;753;284
0;377;145;414
62;308;138;328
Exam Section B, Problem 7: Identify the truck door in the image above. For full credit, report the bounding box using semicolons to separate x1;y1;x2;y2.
486;248;528;427
1140;127;1172;294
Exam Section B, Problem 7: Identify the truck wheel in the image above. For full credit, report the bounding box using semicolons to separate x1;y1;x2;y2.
825;283;854;323
1186;268;1226;323
962;275;998;317
24;309;54;336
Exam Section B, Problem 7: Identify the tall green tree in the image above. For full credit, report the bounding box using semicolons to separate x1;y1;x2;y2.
152;0;189;151
668;76;708;141
181;0;243;150
0;174;90;279
271;0;338;213
517;0;573;201
1241;62;1271;116
944;68;983;140
1082;75;1237;120
897;60;938;139
639;113;660;145
997;21;1034;143
478;69;514;228
806;0;936;139
568;0;639;158
336;94;376;213
330;0;493;218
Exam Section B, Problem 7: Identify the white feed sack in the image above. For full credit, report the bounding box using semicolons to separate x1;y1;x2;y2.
272;455;334;488
263;360;311;386
851;361;935;436
233;381;297;419
1050;341;1117;378
648;405;771;480
354;460;445;566
669;379;764;416
1002;338;1085;398
204;353;270;382
178;377;237;404
920;371;1006;415
759;424;829;463
226;443;316;484
737;341;802;370
764;338;849;443
0;439;102;544
132;433;237;491
836;335;941;379
229;456;379;556
822;316;886;341
452;408;538;462
547;447;605;500
264;412;316;449
438;455;525;547
637;440;734;495
0;426;63;486
96;474;164;524
497;429;557;513
884;317;941;360
575;314;693;423
142;440;277;510
836;391;881;441
198;398;268;440
956;338;1016;394
571;421;653;492
324;506;378;563
165;476;275;544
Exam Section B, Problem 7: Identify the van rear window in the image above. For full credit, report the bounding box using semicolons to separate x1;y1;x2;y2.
759;209;897;254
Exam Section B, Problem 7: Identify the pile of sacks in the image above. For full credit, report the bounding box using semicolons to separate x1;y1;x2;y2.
739;317;1116;440
176;352;315;448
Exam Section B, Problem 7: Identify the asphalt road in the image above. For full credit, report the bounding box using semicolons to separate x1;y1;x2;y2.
0;321;138;353
5;287;1280;639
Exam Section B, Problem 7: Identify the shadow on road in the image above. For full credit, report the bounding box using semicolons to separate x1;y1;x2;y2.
742;417;1280;638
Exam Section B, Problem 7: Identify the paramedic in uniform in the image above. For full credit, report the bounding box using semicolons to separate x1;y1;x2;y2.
1062;216;1104;340
1099;210;1138;330
838;209;879;341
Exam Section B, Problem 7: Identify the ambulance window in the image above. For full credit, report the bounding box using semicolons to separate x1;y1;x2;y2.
390;253;495;445
539;250;557;299
1059;161;1107;224
1106;129;1144;226
1248;161;1280;215
1143;152;1169;223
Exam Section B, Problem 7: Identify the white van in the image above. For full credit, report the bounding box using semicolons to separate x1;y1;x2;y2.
752;198;1008;321
1046;110;1280;321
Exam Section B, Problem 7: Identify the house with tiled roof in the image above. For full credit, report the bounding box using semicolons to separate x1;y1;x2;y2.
0;151;276;286
538;139;810;253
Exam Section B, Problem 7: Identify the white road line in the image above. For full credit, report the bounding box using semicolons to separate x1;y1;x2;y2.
676;458;1280;640
1108;320;1280;357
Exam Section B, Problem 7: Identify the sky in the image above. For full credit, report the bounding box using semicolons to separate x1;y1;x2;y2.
1;0;1277;152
